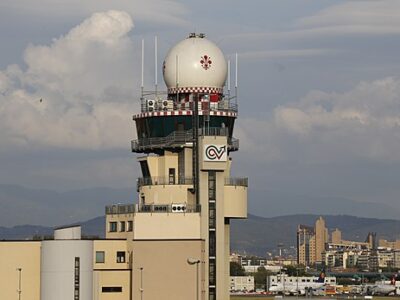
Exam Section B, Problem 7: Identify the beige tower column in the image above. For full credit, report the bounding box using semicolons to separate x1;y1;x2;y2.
315;217;328;263
199;136;231;300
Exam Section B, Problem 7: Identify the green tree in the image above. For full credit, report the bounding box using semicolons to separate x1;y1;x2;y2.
230;261;245;276
285;265;307;277
254;267;272;291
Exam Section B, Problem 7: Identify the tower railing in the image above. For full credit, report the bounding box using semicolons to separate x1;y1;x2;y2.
105;204;135;215
131;127;239;153
224;177;249;187
105;203;201;214
139;97;238;113
136;203;201;213
137;176;248;188
137;176;194;188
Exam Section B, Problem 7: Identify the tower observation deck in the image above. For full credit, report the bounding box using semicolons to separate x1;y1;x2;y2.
132;33;239;155
106;33;248;300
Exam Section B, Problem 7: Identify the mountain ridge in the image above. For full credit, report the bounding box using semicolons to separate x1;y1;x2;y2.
2;183;399;227
2;213;400;256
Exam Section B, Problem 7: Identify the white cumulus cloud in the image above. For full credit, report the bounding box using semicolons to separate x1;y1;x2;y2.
237;77;400;163
0;10;139;151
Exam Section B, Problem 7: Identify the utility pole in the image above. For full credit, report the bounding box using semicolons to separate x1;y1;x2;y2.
296;267;299;298
17;268;22;300
139;267;144;300
187;258;201;300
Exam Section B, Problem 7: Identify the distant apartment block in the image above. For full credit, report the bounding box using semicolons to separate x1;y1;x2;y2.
379;239;400;250
297;225;316;266
296;217;391;270
297;217;328;266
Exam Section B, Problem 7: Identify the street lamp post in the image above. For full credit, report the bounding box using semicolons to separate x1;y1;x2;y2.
187;258;201;300
139;267;144;300
17;268;22;300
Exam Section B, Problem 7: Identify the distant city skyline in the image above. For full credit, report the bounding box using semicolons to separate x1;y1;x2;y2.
2;0;400;225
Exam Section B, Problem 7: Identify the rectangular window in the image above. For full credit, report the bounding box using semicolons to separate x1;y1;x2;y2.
139;160;151;178
209;287;216;300
120;221;126;232
109;222;117;232
95;251;105;263
74;257;80;300
102;287;123;293
169;168;176;184
208;172;216;200
178;150;185;182
127;221;133;232
209;231;216;257
117;251;126;263
209;260;216;286
209;202;216;229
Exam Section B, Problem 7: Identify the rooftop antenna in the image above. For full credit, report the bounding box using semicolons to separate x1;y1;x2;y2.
175;54;179;101
155;36;158;97
141;38;144;98
227;59;231;98
235;52;238;106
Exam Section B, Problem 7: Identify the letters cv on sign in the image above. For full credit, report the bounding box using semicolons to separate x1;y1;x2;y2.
204;145;227;162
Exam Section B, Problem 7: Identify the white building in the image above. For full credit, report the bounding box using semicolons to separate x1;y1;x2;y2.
230;276;255;292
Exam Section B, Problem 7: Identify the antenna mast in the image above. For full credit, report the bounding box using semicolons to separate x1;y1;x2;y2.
141;39;144;98
176;55;179;102
235;53;238;106
227;59;231;98
155;36;158;97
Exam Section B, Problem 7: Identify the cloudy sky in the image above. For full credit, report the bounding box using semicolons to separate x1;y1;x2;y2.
1;0;400;224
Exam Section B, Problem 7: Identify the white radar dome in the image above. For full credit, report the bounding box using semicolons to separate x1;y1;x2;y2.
163;33;227;94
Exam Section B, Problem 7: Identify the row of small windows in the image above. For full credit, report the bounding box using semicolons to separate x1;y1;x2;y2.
96;251;126;264
109;221;133;232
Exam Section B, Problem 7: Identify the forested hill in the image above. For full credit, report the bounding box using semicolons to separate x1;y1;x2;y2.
231;214;400;256
2;214;400;257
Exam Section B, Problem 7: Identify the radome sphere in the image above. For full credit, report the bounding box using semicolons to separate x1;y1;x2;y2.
163;33;227;94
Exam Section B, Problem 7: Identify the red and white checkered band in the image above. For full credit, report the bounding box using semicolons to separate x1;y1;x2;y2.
167;86;223;94
133;110;237;120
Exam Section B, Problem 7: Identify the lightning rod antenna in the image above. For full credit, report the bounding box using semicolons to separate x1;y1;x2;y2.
176;54;179;102
141;39;144;98
235;52;238;105
227;59;231;97
155;36;158;97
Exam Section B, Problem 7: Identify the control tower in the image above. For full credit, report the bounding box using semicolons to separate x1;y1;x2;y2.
106;33;248;300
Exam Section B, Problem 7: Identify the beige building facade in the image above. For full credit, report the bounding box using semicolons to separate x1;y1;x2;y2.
297;217;328;266
379;239;400;250
331;228;342;244
315;217;329;262
297;225;316;266
0;241;41;300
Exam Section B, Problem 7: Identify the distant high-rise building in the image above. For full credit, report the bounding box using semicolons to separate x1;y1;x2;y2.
297;216;329;267
366;232;377;250
297;225;316;266
315;217;329;262
331;228;342;244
